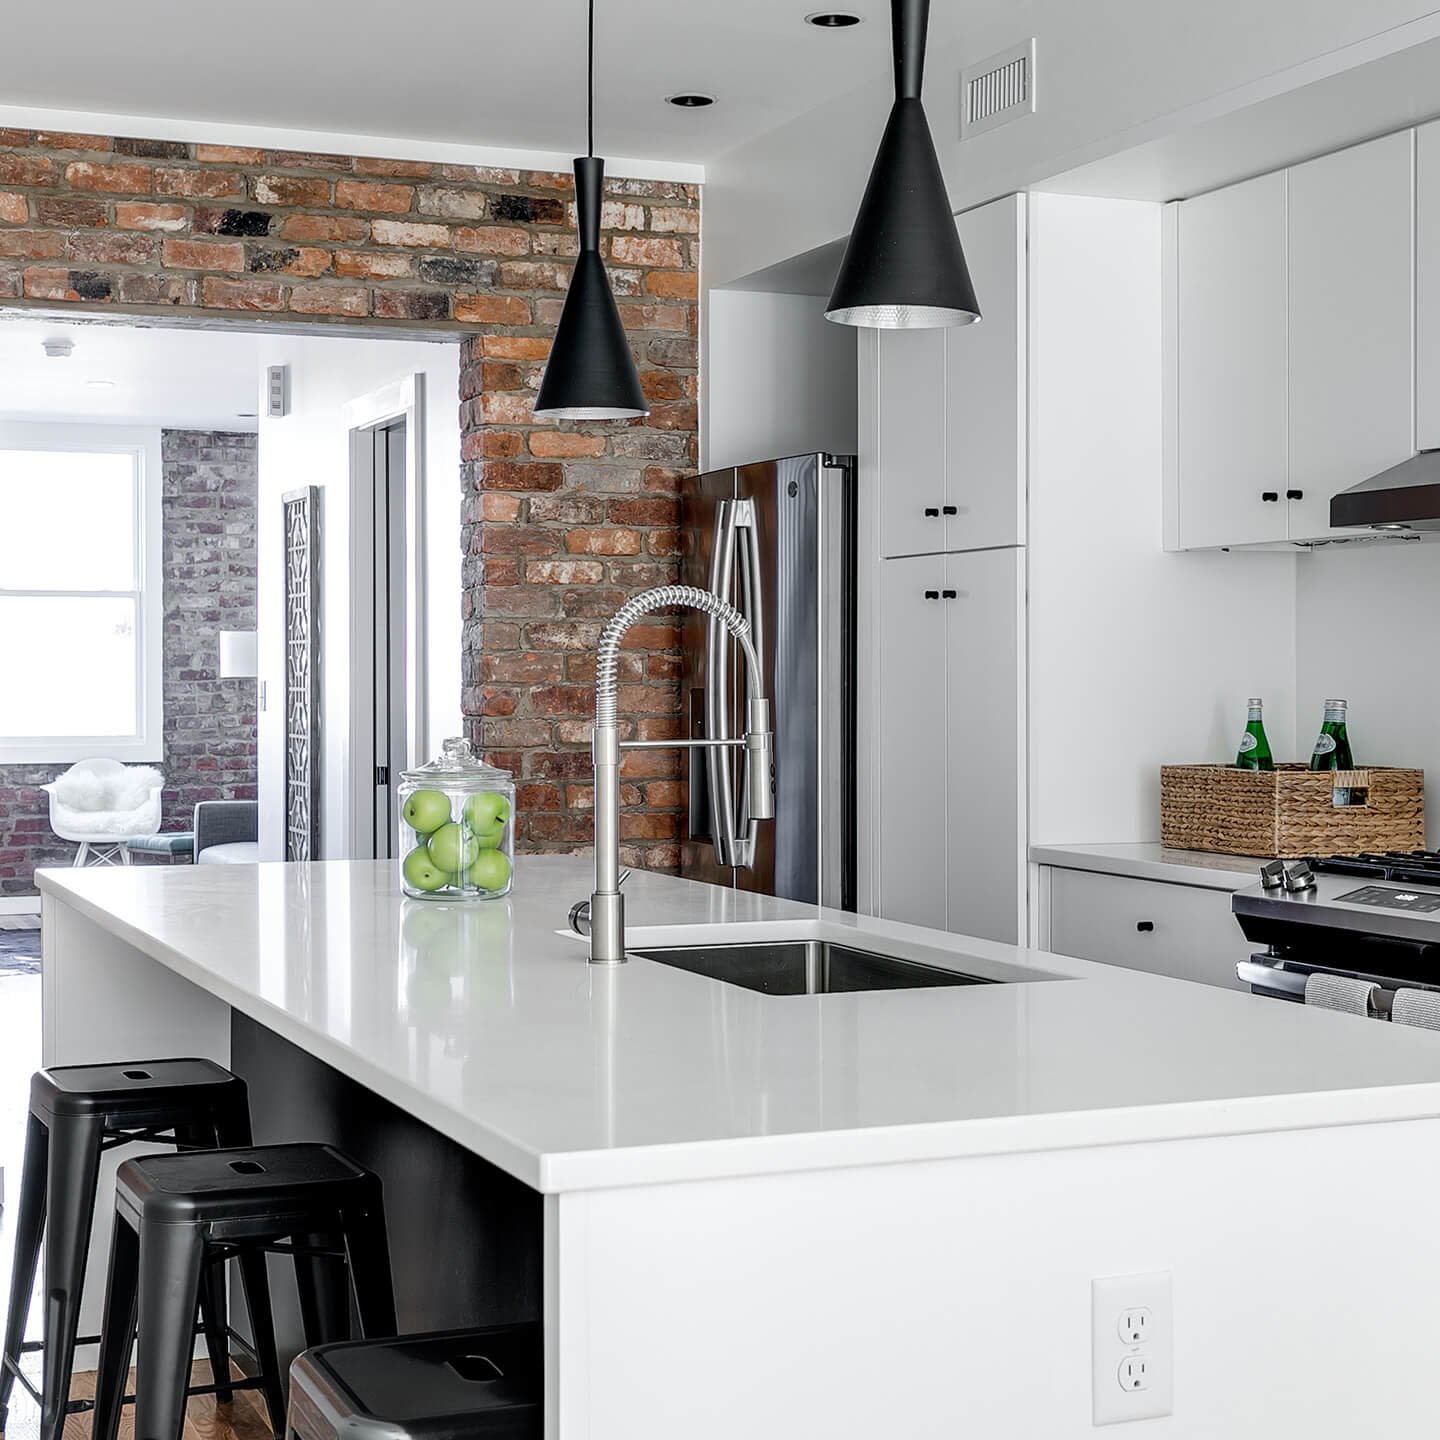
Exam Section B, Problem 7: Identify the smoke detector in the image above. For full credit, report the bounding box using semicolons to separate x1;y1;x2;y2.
42;337;75;359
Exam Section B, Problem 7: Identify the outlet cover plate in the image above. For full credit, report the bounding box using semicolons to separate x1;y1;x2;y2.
1093;1271;1173;1425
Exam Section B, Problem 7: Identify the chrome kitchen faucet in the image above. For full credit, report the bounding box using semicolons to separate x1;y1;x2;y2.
579;505;775;964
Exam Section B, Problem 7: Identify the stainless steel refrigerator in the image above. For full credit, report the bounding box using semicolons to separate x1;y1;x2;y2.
679;452;856;909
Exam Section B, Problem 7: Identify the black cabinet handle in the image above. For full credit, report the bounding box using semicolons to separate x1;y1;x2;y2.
923;507;940;517
942;505;958;516
941;589;957;599
1136;921;1154;933
1286;489;1304;501
923;589;940;600
1261;492;1279;502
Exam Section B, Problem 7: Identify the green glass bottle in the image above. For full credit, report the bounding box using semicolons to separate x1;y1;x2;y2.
1308;698;1354;771
1235;698;1273;771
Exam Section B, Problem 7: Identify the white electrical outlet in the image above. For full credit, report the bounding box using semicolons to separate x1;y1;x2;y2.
1092;1272;1173;1425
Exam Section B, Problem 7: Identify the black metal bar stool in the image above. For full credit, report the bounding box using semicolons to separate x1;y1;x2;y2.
93;1142;397;1440
287;1326;543;1440
0;1058;251;1440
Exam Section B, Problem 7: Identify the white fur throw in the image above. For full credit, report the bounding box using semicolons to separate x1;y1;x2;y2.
50;763;164;813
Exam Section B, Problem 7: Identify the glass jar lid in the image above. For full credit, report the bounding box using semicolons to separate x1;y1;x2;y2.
400;736;513;788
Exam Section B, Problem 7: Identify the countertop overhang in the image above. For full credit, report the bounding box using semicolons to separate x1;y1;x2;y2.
37;855;1440;1193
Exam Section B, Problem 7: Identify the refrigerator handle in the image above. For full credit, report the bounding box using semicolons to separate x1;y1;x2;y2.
733;499;766;862
704;499;744;868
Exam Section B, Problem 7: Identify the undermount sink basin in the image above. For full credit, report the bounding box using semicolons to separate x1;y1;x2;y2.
627;940;990;996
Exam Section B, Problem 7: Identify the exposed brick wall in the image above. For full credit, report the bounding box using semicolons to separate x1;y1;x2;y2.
0;429;258;896
0;127;701;872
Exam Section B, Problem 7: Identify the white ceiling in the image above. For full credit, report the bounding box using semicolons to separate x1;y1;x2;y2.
0;1;975;167
0;318;264;431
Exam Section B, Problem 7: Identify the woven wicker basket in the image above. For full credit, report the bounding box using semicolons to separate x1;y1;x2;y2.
1160;764;1425;858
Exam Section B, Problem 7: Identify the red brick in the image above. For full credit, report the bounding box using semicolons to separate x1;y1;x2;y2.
272;150;354;170
36;196;107;227
68;232;157;264
336;180;415;213
564;528;642;556
23;266;112;302
529;495;607;525
526;814;593;845
619;749;681;779
531;231;579;258
496;259;571;290
437;164;519;184
478;686;519;716
0;268;18;299
611;235;685;268
61;160;149;194
481;361;535;391
162;236;245;270
647;529;684;557
35;131;110;150
644;780;686;807
114;136;188;160
117;273;193;306
0;129;33;147
453;226;529;255
648;206;699;234
531;685;594;717
481;526;556;556
619;812;679;840
527;170;574;192
515;783;562;812
482;653;564;684
479;392;537;425
0;192;28;224
201;276;286;311
354;156;434;178
617;622;681;651
371;289;449;320
154;167;245;198
639;370;686;400
283;214;369;243
480;334;550;359
642;466;687;493
619;303;687;332
288;284;369;316
608;496;678;526
196;144;266;164
114;202;188;231
334;249;411;279
0;230;63;259
644;269;698;299
253;246;332;277
0;156;56;187
371;218;450;247
648;401;698;431
253;175;331;206
481;494;522;521
529;560;605;585
528;431;605;459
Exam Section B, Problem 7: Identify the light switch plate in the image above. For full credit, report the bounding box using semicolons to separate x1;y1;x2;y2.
1093;1271;1173;1425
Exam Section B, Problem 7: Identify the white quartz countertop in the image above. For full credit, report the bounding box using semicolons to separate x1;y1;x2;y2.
38;856;1440;1194
1031;841;1262;890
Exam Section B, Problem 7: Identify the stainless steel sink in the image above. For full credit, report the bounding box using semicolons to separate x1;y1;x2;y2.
627;940;990;996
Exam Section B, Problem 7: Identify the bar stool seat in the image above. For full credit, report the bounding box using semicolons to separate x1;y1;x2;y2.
94;1143;397;1440
288;1326;543;1440
0;1059;250;1440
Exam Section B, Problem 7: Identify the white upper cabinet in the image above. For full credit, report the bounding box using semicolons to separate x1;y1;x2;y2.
1287;131;1414;543
1166;130;1415;550
874;194;1026;558
1169;172;1289;549
1415;121;1440;449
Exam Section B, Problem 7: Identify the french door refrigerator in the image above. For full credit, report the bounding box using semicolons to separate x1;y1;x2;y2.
679;452;856;909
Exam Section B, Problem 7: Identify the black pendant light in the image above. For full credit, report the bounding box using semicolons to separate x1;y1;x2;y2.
825;0;980;329
533;0;649;420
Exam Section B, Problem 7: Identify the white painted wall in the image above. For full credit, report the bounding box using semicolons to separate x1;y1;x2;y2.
1027;195;1298;846
255;333;461;862
703;289;857;470
1295;541;1440;840
703;1;1440;290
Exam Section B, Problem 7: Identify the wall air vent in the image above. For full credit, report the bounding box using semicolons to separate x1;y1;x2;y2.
960;38;1036;139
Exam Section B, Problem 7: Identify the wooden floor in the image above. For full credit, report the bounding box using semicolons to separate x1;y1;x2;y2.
2;1360;275;1440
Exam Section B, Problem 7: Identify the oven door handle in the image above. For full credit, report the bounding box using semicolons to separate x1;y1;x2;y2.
1236;960;1308;1001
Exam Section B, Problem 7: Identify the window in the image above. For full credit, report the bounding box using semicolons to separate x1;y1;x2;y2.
0;424;163;763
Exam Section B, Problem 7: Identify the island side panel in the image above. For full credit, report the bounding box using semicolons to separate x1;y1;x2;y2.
561;1119;1440;1439
231;1011;543;1376
40;894;234;1361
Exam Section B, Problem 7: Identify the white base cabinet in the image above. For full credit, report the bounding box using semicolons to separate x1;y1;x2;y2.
1044;867;1252;991
874;548;1025;945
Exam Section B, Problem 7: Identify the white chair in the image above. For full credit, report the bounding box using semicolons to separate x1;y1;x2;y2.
42;759;165;866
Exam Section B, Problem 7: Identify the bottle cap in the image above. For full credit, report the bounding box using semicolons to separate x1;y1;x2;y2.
1247;698;1263;707
1324;698;1348;709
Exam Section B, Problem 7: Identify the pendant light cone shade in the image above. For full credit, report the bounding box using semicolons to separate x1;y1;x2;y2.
533;157;649;420
825;0;980;329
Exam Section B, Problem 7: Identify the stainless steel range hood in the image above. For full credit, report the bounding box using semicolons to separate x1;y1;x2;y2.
1330;449;1440;531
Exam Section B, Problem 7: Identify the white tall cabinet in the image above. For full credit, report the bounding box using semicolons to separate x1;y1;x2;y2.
858;194;1028;945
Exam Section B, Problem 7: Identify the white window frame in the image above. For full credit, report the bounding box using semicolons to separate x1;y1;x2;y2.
0;422;164;764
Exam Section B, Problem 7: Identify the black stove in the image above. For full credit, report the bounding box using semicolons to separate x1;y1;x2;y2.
1307;849;1440;886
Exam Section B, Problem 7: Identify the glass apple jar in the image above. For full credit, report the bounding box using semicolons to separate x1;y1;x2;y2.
397;738;515;901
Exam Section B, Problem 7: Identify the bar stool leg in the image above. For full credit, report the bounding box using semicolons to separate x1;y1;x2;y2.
339;1183;397;1339
176;1120;234;1405
91;1219;140;1440
0;1113;49;1427
237;1251;286;1437
293;1231;350;1348
135;1220;205;1440
40;1113;103;1440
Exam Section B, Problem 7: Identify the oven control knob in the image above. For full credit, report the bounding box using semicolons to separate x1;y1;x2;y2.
1282;860;1317;893
1259;859;1287;890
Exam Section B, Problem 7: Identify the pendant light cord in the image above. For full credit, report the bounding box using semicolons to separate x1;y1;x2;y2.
587;0;595;158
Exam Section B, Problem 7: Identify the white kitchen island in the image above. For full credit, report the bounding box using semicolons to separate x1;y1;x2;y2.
37;855;1440;1437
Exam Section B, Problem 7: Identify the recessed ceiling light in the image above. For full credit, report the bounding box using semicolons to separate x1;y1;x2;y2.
665;93;716;108
86;379;115;389
805;11;863;26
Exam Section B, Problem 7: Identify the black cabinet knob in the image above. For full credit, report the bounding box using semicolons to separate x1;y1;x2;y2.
923;589;940;600
1286;489;1304;501
923;507;940;517
1261;492;1279;502
941;589;957;599
1136;921;1154;933
942;505;958;516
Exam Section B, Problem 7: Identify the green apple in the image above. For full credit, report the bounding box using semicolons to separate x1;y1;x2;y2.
467;848;512;893
427;821;479;874
402;845;448;893
464;792;510;848
402;788;451;836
